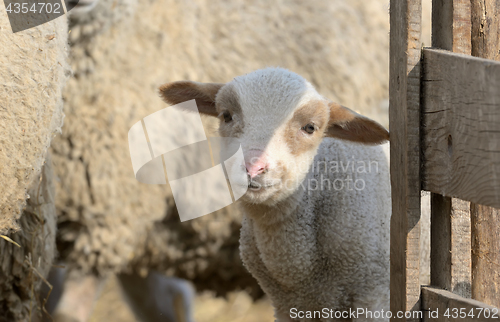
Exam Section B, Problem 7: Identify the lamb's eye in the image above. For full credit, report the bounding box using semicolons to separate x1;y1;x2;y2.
222;111;232;123
302;123;315;134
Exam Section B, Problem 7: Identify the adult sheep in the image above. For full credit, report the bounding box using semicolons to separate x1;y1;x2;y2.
0;4;69;320
50;0;392;319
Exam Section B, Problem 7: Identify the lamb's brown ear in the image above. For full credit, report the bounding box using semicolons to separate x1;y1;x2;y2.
326;102;389;144
159;81;225;117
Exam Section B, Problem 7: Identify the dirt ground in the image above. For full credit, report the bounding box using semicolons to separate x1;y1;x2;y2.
89;275;275;322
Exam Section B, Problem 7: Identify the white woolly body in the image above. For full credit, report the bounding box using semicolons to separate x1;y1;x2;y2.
215;68;391;321
239;140;390;322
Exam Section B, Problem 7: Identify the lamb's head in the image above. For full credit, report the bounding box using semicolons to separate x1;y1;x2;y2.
159;68;388;205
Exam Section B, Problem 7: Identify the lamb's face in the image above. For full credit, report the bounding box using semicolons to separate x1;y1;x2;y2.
159;67;389;206
215;70;329;204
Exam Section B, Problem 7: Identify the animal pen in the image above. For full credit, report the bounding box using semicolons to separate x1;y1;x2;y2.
390;0;500;321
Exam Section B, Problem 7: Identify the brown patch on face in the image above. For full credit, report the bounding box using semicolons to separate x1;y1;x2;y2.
326;102;389;144
215;84;245;137
284;100;329;156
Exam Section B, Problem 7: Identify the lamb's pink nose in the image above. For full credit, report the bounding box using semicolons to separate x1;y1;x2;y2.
245;150;268;179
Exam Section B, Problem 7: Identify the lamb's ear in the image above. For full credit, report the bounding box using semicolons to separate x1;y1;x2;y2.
159;81;225;117
326;102;389;144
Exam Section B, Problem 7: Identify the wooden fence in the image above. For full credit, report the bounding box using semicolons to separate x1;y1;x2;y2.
390;0;500;321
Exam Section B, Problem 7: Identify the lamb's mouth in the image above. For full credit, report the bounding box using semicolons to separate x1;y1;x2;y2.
248;181;278;190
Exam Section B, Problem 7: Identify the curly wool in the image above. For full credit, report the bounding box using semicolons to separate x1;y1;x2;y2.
0;2;69;233
0;6;68;319
240;141;391;321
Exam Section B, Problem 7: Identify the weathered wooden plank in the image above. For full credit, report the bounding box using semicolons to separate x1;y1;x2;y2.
431;0;471;53
448;199;471;298
421;48;500;209
389;0;422;320
471;204;500;307
422;286;499;322
470;0;500;308
429;0;472;301
471;0;500;61
430;195;471;298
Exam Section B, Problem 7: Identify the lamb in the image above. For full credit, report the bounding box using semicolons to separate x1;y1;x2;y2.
159;67;391;322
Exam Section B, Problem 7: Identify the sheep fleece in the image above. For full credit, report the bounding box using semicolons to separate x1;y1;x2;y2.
240;141;391;321
0;1;68;233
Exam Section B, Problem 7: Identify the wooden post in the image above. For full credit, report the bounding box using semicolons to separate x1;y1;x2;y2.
389;0;422;320
431;0;471;52
471;0;500;61
429;196;471;298
471;204;500;307
427;0;472;299
470;0;500;308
